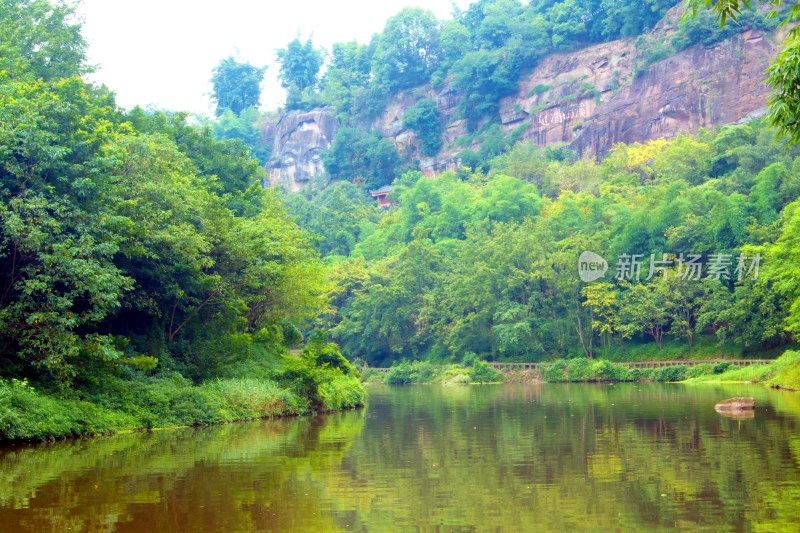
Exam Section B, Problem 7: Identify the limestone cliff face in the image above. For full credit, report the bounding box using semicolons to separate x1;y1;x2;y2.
486;6;778;160
509;16;780;156
267;107;338;191
266;7;781;188
569;30;775;155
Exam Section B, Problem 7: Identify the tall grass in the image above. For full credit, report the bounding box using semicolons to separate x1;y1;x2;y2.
202;378;309;419
0;379;138;441
382;360;502;384
689;350;800;389
0;372;365;443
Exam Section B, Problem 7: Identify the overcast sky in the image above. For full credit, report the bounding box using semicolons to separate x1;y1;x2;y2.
76;0;473;115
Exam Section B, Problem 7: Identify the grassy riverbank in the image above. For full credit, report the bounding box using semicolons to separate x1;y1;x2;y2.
362;360;504;385
368;355;796;387
0;345;366;443
687;351;800;390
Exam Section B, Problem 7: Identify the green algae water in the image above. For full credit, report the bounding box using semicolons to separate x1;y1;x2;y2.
2;383;800;532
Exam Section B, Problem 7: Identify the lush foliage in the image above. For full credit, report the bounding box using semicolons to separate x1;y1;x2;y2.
207;107;273;165
304;0;682;125
0;371;364;441
276;37;325;110
321;127;405;190
0;0;360;441
689;349;800;388
290;121;800;369
402;98;443;156
210;56;266;117
380;359;503;384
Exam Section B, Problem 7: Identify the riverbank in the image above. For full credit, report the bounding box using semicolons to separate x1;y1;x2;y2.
687;351;800;390
0;368;365;443
366;353;800;389
362;360;505;385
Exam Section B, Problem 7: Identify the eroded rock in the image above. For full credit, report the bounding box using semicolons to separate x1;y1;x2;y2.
267;107;338;191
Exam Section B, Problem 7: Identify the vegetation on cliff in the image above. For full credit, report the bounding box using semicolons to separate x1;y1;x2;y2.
286;0;683;122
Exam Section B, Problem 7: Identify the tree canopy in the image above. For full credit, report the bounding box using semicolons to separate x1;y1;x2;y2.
210;56;266;117
288;121;800;366
0;1;326;387
276;37;324;110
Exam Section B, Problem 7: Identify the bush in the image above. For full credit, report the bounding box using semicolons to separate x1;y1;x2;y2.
317;374;366;411
544;361;567;382
0;360;366;442
203;378;308;419
0;379;137;441
383;361;418;384
685;363;714;379
468;361;503;383
592;360;628;381
278;353;365;409
713;361;731;374
651;365;687;382
402;98;443;156
301;329;360;378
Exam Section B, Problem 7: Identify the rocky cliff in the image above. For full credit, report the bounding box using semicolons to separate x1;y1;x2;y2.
267;107;338;191
267;6;781;189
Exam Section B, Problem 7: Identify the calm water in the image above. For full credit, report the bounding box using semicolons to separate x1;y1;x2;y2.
2;383;800;532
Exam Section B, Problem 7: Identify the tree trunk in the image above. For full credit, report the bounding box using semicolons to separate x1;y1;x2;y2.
574;300;591;358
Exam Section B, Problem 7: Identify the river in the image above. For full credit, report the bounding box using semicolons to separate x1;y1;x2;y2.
1;382;799;531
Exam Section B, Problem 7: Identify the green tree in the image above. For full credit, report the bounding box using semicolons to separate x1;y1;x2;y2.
0;0;89;81
210;56;266;117
372;8;441;92
276;38;324;110
618;283;670;350
210;107;272;165
402;98;443;156
321;128;402;190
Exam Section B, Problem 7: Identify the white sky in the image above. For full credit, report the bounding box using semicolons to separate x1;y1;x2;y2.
77;0;473;116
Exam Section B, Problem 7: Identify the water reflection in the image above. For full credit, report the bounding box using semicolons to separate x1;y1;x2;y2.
1;383;800;532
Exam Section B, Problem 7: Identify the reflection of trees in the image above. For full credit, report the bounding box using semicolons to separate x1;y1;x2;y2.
2;385;799;532
0;411;365;532
325;384;800;531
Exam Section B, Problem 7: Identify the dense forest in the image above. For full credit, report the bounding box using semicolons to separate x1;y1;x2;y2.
0;0;363;441
288;124;800;366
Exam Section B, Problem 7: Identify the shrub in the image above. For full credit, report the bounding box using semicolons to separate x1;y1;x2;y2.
301;329;360;378
402;98;443;156
592;360;628;381
383;361;418;384
544;361;567;382
713;361;731;374
203;378;308;419
565;358;593;381
685;363;714;379
468;361;503;383
0;379;136;441
317;374;366;411
652;365;687;382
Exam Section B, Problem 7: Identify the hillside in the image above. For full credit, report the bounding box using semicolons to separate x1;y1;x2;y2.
264;4;781;191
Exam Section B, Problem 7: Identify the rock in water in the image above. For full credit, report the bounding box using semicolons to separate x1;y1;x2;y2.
714;397;755;412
